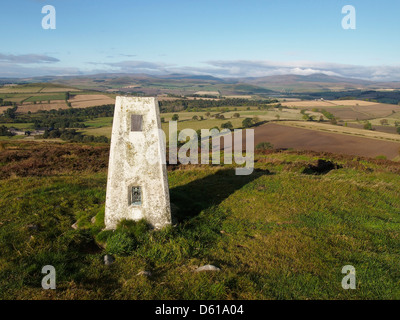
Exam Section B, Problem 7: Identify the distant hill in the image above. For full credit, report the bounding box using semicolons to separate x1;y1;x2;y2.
2;73;400;95
241;73;400;92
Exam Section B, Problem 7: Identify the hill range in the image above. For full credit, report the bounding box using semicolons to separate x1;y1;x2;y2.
2;73;400;96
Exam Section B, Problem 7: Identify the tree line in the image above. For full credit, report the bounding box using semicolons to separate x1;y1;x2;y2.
1;104;115;129
41;128;109;143
159;98;279;113
0;98;16;107
0;125;14;136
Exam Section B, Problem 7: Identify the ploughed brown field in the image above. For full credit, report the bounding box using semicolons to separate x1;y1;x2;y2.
243;123;400;160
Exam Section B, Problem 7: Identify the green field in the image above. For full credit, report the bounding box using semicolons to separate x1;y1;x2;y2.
0;83;83;105
78;108;310;139
0;141;399;299
3;123;35;130
24;94;66;103
84;117;114;128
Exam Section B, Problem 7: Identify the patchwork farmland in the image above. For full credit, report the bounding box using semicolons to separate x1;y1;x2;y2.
0;84;116;114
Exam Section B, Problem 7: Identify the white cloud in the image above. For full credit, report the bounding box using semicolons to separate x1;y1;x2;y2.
0;53;59;64
202;60;400;81
1;54;400;82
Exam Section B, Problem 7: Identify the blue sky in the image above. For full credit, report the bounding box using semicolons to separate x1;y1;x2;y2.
0;0;399;80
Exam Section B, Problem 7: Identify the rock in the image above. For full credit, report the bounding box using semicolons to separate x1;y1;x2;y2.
91;216;96;224
137;270;152;277
104;254;114;266
27;224;39;232
195;265;221;272
71;222;78;230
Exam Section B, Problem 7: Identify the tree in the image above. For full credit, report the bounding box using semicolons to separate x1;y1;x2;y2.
172;114;179;121
397;126;400;135
205;112;211;117
256;142;274;151
221;121;233;129
192;115;199;121
380;119;388;126
364;121;373;130
0;125;14;137
233;113;240;118
4;106;17;119
242;118;254;128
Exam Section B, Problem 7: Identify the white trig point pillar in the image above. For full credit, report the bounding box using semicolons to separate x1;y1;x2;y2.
105;96;171;230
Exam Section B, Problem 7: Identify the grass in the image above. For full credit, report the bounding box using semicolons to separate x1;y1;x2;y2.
80;127;113;138
83;117;114;128
0;135;26;141
2;123;35;130
0;141;399;299
79;118;114;137
24;94;66;103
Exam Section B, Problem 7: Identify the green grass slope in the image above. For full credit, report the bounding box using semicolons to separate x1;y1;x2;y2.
0;142;399;299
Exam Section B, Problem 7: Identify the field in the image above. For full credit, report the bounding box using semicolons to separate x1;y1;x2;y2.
347;123;398;135
0;84;115;113
0;141;399;299
282;100;400;121
16;101;69;113
248;123;400;160
0;85;79;94
281;100;336;108
278;121;400;143
68;94;115;108
78;108;308;139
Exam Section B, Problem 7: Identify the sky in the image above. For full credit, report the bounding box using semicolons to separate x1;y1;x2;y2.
0;0;399;80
